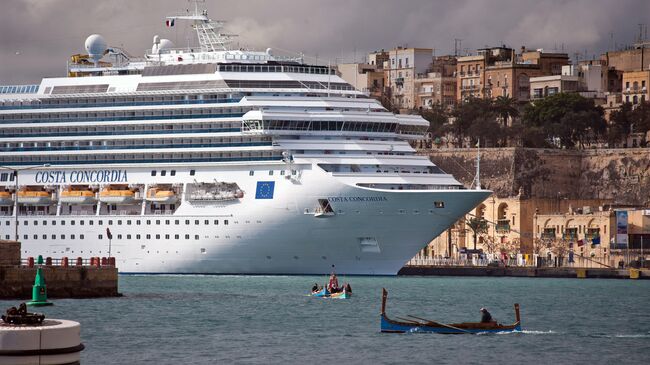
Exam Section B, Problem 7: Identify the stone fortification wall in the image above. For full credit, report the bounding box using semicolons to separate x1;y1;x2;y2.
421;147;650;205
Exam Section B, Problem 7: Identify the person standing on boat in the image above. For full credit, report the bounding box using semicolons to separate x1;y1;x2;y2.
480;308;493;323
327;273;339;293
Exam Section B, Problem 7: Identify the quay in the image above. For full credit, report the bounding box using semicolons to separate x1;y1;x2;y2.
0;240;119;299
399;258;649;279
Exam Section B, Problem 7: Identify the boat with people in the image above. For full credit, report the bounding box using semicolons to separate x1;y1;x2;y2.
380;288;521;334
310;270;352;298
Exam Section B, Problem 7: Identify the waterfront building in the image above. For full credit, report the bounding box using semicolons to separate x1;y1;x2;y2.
421;196;610;258
533;207;650;267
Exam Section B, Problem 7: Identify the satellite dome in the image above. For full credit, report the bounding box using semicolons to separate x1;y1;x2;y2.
85;34;107;63
159;39;174;51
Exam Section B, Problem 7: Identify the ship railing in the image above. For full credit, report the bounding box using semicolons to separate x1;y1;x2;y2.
21;256;116;268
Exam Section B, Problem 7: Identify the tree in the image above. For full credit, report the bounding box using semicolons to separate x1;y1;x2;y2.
449;97;502;147
466;217;488;250
607;102;633;147
420;102;449;138
521;93;606;149
492;96;520;127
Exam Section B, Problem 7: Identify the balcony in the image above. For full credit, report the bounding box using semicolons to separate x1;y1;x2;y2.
541;229;556;241
496;219;510;233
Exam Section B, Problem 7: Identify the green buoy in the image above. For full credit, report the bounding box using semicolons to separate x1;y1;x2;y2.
26;255;53;307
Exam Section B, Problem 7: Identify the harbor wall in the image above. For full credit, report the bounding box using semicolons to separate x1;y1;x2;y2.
398;266;648;279
420;147;650;205
0;240;119;299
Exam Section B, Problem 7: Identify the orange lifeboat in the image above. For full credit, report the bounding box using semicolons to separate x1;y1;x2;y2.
98;185;140;204
60;186;96;204
145;187;178;204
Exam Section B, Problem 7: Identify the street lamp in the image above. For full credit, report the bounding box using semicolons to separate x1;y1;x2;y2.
0;164;51;242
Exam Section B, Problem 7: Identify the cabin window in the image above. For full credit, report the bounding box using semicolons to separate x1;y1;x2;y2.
156;234;160;239
127;234;132;239
434;201;445;208
175;220;180;225
161;170;167;176
136;234;141;239
189;170;195;176
175;234;179;239
99;220;103;225
71;234;75;239
146;234;151;239
171;170;176;176
249;171;254;176
116;234;121;240
156;220;160;225
214;220;219;225
224;220;229;225
205;220;209;225
195;235;199;240
151;170;157;176
195;220;199;225
185;234;190;239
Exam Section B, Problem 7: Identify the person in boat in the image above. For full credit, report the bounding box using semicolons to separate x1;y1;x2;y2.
327;273;339;293
344;283;352;293
311;283;320;293
480;307;493;323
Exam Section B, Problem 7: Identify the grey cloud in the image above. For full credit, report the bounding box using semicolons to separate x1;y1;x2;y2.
0;0;648;84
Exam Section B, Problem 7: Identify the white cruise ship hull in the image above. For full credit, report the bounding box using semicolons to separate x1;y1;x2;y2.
4;164;489;275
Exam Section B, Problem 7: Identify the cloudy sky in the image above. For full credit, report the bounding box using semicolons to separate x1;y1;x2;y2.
1;0;649;84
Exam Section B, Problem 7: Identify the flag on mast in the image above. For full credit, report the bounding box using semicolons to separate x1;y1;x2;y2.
106;228;113;240
165;19;175;27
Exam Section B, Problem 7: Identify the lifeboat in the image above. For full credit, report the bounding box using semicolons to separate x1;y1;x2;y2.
98;186;140;204
145;188;178;204
60;187;97;205
16;189;53;205
0;191;13;206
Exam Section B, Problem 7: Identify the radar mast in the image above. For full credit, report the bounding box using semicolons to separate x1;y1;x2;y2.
166;0;236;52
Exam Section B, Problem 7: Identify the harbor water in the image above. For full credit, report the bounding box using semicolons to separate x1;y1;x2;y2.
2;275;649;364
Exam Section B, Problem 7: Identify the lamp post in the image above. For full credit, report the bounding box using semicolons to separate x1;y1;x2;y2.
0;164;51;242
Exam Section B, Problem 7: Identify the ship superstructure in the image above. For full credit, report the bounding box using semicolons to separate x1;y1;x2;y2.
0;4;490;274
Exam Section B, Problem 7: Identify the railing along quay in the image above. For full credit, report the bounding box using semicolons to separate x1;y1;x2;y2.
21;256;116;268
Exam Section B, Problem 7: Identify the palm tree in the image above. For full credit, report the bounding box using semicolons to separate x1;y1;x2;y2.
466;217;488;251
492;96;519;128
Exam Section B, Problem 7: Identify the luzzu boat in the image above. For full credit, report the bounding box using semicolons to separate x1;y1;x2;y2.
311;287;352;299
380;288;521;334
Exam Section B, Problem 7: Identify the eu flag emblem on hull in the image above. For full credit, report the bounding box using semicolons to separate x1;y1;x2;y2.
255;181;275;199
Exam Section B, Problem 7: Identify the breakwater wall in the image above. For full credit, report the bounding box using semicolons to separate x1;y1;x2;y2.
0;240;119;299
398;266;648;279
0;266;119;299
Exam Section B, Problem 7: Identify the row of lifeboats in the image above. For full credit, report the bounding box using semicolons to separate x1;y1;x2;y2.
0;185;182;205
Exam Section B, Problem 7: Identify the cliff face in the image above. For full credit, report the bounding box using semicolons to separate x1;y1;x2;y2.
422;148;650;205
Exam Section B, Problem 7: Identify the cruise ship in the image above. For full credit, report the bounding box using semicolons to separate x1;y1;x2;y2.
0;5;490;274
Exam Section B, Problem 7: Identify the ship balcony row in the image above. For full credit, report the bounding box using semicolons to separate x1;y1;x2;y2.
0;121;243;139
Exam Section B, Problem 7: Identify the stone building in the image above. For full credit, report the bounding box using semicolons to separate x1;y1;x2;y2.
422;195;610;258
414;72;457;110
384;47;434;110
533;207;650;267
622;70;650;105
337;63;385;98
456;46;569;103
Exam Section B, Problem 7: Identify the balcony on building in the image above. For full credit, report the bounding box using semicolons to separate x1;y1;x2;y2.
496;219;511;233
541;228;556;240
563;228;578;242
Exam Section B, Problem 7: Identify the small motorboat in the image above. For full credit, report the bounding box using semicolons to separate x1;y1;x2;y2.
311;287;352;299
380;288;521;334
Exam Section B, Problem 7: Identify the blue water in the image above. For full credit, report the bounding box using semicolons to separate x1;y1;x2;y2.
2;276;650;364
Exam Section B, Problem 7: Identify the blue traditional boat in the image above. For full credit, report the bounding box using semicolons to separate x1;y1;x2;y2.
380;288;521;334
311;287;352;299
